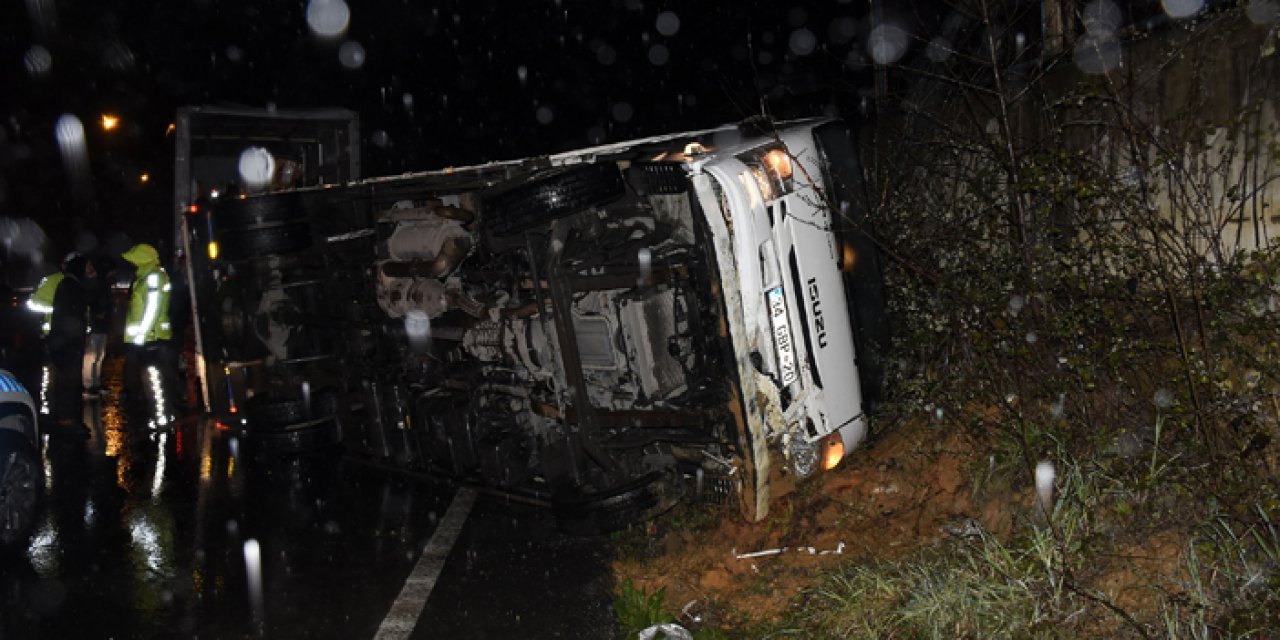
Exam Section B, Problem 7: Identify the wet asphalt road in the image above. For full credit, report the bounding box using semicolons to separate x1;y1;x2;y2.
0;358;619;640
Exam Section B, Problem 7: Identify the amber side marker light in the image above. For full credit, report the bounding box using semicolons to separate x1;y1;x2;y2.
838;240;857;273
820;432;845;471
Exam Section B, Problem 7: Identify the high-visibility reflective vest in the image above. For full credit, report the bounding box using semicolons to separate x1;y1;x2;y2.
125;266;172;345
26;272;65;335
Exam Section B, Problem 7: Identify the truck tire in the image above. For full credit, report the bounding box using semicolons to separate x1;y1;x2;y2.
552;470;682;535
219;223;313;261
213;193;307;232
0;430;40;551
483;163;626;238
247;395;309;427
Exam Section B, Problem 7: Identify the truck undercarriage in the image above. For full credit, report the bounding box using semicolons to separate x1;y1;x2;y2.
188;118;886;533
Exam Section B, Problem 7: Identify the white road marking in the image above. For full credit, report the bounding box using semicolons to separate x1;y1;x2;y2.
374;487;477;640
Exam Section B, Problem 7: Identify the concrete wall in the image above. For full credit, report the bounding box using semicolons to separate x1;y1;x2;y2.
1036;11;1280;262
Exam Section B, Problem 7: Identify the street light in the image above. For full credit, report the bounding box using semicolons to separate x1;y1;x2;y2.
101;114;119;131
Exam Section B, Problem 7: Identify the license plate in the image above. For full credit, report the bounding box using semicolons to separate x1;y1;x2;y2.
767;287;797;386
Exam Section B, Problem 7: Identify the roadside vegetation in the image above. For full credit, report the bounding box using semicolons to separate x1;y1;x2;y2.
614;3;1280;638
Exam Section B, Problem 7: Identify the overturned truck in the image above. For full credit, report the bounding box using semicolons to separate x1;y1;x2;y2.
187;117;888;533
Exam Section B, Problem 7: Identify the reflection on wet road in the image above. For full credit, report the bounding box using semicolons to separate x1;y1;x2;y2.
2;359;452;639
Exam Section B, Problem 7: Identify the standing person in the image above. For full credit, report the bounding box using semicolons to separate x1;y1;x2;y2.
47;253;89;432
26;252;79;421
82;255;116;396
121;243;174;425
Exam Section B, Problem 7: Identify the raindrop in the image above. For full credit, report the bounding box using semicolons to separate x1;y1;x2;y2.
648;44;670;66
655;11;680;37
244;539;265;623
55;114;91;200
1246;0;1280;23
611;102;634;123
1153;388;1175;409
1050;394;1066;419
829;16;857;44
535;106;554;125
516;65;528;85
1161;0;1203;19
1082;0;1123;36
24;45;52;77
103;41;136;72
24;0;59;34
1025;331;1038;344
925;37;953;63
596;44;617;65
338;41;365;69
226;519;240;536
306;0;351;38
1007;295;1025;316
587;125;605;144
371;130;391;147
1074;34;1122;75
54;114;84;148
402;93;415;114
788;28;817;56
226;45;244;62
867;23;908;64
238;147;276;189
1034;461;1055;512
405;310;431;353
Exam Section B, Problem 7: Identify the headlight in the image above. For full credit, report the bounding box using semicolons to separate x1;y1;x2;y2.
763;149;793;182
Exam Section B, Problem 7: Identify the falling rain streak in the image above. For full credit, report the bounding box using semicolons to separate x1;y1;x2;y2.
54;114;92;206
244;539;265;624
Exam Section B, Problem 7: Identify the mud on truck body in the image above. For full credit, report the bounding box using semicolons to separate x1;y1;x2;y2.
188;117;888;533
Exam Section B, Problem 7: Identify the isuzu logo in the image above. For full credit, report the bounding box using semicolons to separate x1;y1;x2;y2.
807;277;828;349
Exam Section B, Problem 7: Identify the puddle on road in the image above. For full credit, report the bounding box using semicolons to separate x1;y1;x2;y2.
2;357;449;639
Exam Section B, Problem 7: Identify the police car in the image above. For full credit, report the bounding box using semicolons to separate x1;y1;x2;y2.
0;368;41;550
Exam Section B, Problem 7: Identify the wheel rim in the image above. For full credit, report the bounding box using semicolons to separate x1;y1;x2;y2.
0;451;38;542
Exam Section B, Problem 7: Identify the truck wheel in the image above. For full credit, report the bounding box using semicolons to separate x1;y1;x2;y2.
0;430;41;551
552;470;682;535
483;163;626;238
247;396;309;427
219;223;313;261
213;192;307;232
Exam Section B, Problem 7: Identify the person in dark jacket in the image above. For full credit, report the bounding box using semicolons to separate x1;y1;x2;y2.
82;255;116;395
48;253;88;430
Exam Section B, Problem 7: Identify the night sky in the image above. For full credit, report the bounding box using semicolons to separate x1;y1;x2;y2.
3;0;953;260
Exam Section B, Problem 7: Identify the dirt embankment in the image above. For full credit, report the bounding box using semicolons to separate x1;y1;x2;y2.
615;420;1011;626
